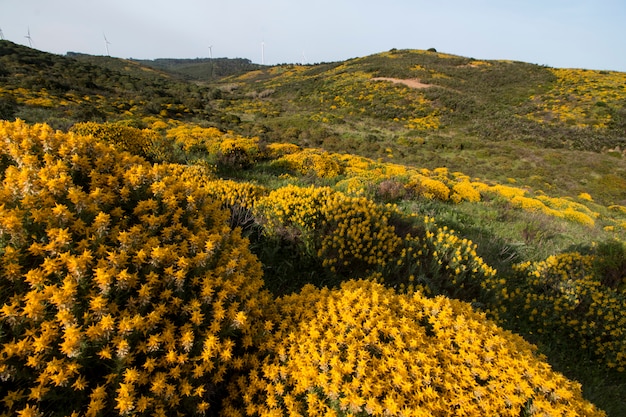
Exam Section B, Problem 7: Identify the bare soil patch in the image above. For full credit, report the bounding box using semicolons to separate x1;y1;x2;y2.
371;77;432;89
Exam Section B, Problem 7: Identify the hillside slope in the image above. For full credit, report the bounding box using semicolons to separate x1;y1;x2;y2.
212;49;626;204
0;41;214;129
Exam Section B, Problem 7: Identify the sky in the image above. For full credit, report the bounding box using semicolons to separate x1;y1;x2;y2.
1;0;625;72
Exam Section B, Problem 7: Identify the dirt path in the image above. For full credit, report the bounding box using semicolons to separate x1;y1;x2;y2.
371;77;432;89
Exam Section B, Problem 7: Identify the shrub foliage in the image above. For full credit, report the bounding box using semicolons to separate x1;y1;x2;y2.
223;280;604;417
0;120;267;416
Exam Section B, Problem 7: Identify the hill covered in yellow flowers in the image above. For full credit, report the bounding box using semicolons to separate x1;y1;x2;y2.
1;40;626;415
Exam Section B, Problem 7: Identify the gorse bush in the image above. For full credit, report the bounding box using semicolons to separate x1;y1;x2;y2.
271;148;344;178
486;248;626;371
405;218;497;301
474;183;600;227
70;121;159;160
0;120;268;416
164;124;261;165
253;184;497;303
406;174;451;201
223;280;604;417
255;185;402;275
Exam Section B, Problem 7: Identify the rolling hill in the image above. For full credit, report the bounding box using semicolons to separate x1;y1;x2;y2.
210;48;626;205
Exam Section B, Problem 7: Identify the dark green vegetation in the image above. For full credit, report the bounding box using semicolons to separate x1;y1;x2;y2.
130;57;263;81
1;41;213;129
1;40;625;415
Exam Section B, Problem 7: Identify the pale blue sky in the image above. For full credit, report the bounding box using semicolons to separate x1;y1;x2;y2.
1;0;625;71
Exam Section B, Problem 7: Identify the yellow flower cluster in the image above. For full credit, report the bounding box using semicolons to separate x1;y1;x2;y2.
389;217;497;300
70;121;158;159
265;142;302;158
272;148;344;178
537;195;598;227
488;251;626;371
406;174;451;201
451;180;482;203
0;120;268;416
165;124;223;153
218;137;261;161
405;113;441;130
339;154;409;183
527;68;626;129
0;84;161;120
223;280;604;417
255;183;497;294
164;123;262;167
204;179;267;211
271;149;481;204
0;86;58;108
256;185;402;273
318;196;402;272
477;183;599;227
254;184;333;239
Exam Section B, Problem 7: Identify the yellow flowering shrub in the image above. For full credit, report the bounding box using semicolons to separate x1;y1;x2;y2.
223;280;604;417
254;185;334;242
265;142;301;158
204;179;267;211
165;124;223;153
334;176;369;197
271;148;344;178
405;113;441;130
561;208;596;227
0;120;268;416
489;184;528;200
451;180;481;203
163;124;263;168
487;250;626;371
406;174;451;201
510;195;553;213
70;121;158;159
255;185;402;274
384;217;497;301
480;184;599;227
217;136;261;167
318;196;402;272
609;205;626;215
537;195;598;227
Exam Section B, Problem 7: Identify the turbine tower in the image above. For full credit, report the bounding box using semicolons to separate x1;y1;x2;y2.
208;45;213;59
261;40;265;65
0;28;4;40
103;33;111;56
25;27;33;48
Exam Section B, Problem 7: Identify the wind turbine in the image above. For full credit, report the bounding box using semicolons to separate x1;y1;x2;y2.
103;33;111;56
0;28;4;40
301;50;307;66
25;27;33;48
208;45;213;59
261;40;265;65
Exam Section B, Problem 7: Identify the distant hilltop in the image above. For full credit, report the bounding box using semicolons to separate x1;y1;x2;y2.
130;57;263;81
